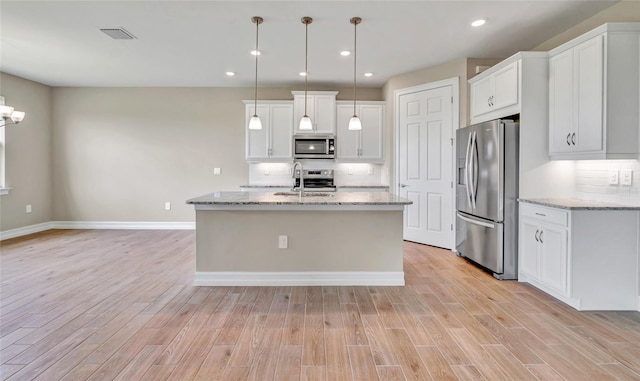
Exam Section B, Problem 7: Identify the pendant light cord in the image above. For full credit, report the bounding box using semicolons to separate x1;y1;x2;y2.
304;20;309;117
353;19;357;116
254;17;260;115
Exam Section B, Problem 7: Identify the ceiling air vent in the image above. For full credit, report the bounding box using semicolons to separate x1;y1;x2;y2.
100;28;137;40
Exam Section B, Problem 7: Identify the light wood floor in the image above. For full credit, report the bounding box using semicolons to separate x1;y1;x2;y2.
1;230;640;380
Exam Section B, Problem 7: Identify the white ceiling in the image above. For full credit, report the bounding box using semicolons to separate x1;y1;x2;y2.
0;0;617;88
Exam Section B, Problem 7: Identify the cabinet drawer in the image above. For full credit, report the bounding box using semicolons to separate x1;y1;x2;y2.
519;203;568;227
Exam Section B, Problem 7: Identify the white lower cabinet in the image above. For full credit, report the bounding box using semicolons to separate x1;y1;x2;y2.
519;202;640;311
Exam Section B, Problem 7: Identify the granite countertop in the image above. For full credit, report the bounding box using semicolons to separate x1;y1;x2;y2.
239;184;390;189
187;191;411;206
519;198;640;210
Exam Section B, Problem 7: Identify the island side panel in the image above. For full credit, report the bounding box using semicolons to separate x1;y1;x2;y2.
195;210;403;273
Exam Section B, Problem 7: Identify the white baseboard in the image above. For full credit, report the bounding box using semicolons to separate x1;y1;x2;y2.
0;222;55;241
53;221;195;230
194;271;405;286
1;221;195;240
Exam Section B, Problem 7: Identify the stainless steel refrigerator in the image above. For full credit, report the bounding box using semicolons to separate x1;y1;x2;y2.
456;119;519;280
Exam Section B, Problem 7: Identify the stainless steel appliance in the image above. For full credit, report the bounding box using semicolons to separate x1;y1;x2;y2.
293;134;335;159
456;119;519;280
294;169;336;191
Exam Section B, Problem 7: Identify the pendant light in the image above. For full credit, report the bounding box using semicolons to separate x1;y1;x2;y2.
299;17;313;131
248;16;263;130
348;17;362;130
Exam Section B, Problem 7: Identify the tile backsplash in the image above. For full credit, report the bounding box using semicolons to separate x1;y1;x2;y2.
248;162;385;187
574;160;640;206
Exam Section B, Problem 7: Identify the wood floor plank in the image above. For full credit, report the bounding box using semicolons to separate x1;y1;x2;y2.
416;345;457;381
274;344;302;381
376;366;405;381
3;231;640;381
325;329;352;381
194;345;233;380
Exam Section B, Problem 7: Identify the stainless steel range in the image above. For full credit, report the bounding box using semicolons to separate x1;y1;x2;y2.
293;169;336;192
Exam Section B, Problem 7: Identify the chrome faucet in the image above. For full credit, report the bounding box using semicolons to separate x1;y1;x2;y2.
292;161;304;197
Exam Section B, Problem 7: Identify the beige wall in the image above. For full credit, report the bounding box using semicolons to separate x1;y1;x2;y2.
0;73;52;230
51;86;381;222
533;0;640;51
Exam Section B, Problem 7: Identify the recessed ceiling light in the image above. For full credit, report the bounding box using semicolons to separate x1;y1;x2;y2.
225;72;235;76
250;50;261;56
364;72;373;77
471;19;486;27
340;51;351;56
299;72;307;76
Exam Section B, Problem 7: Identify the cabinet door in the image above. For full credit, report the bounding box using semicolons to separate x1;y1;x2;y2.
246;104;270;160
313;95;336;133
549;49;574;154
470;75;493;118
269;104;294;159
336;104;360;160
519;218;541;279
539;224;568;294
574;35;604;153
359;105;384;161
493;61;519;110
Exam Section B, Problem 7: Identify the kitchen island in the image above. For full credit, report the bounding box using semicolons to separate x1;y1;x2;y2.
186;191;411;286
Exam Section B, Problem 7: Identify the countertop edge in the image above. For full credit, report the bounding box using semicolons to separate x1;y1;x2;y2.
518;198;640;211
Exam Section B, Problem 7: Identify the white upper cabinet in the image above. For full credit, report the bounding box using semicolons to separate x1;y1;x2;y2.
292;91;338;134
244;101;294;162
469;61;519;124
548;23;640;160
336;102;384;163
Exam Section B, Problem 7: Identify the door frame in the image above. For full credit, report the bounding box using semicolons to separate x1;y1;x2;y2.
393;77;460;250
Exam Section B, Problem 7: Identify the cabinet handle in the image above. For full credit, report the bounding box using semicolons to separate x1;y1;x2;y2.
539;230;544;243
488;97;491;107
571;133;576;146
535;212;546;217
566;133;571;146
535;229;540;242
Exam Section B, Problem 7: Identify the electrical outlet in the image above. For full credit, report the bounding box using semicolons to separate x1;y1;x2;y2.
26;204;32;213
165;202;171;210
368;167;374;175
264;167;270;175
213;167;221;175
608;170;619;185
348;167;354;175
278;235;288;249
620;169;633;186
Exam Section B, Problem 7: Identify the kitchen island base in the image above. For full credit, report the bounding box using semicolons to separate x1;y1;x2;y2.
193;209;404;286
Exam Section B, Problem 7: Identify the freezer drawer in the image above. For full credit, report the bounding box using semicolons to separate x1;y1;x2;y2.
456;212;504;275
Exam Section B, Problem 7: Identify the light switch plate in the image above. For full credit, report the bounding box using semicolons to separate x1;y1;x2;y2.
608;170;619;185
620;169;633;186
213;167;221;175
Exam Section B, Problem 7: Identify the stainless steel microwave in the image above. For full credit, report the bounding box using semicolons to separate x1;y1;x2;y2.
293;134;335;159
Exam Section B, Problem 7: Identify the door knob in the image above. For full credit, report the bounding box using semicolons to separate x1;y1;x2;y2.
400;184;409;188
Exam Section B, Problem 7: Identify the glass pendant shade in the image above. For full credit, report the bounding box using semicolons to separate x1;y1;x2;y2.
299;115;313;130
348;115;362;130
248;115;262;130
0;105;14;118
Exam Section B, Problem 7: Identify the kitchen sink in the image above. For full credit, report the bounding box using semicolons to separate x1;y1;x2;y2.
273;191;334;197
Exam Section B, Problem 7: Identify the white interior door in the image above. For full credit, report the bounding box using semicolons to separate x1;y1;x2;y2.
397;82;455;249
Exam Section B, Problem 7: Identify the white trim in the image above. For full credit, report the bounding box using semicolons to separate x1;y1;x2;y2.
638;296;640;312
53;221;195;230
0;187;11;195
1;221;195;240
194;271;405;286
393;77;460;250
0;222;55;240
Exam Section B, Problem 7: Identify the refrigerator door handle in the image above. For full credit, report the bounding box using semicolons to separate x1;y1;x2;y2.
457;212;495;229
470;131;478;209
465;131;473;208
